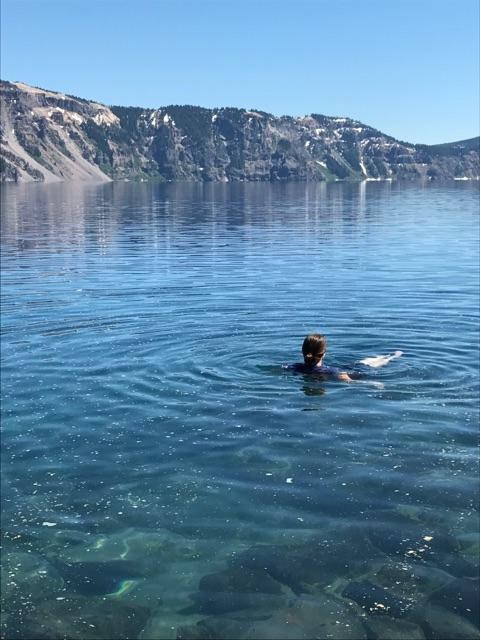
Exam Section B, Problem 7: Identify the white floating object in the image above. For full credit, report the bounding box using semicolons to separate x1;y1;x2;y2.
42;522;57;527
423;535;433;542
286;478;293;484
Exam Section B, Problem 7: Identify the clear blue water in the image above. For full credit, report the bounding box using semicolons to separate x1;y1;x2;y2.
1;181;479;640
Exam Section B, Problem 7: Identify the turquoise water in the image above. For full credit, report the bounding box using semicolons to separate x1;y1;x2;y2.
1;181;479;640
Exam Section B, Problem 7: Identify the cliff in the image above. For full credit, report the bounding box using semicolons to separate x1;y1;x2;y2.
1;81;478;183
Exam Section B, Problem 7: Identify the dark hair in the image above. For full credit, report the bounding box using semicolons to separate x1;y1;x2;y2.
302;334;327;367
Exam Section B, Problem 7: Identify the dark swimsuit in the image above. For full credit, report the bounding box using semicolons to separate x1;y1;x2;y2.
284;363;343;376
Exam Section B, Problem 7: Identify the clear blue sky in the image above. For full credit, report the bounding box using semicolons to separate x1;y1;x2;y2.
1;0;478;144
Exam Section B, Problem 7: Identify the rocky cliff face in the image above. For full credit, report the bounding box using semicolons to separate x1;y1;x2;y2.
1;81;478;183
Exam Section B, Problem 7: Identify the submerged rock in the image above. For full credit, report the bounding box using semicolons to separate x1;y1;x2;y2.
1;553;60;639
187;566;289;615
177;594;366;640
363;560;451;610
177;617;251;640
423;604;480;640
232;534;376;593
199;566;285;596
263;596;366;640
15;595;150;640
1;551;63;602
366;523;477;579
341;580;413;618
429;577;479;627
364;615;425;640
186;589;287;617
50;528;189;575
1;550;65;638
457;532;480;561
49;559;142;596
367;523;457;559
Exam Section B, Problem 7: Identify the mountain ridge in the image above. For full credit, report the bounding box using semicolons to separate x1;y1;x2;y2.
1;80;478;183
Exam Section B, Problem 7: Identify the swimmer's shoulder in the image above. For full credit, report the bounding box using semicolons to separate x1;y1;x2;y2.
283;363;344;376
282;363;307;373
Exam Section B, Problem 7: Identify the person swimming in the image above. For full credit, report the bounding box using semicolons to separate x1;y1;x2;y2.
286;333;403;386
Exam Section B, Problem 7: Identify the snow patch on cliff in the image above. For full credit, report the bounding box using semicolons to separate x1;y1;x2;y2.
93;110;119;126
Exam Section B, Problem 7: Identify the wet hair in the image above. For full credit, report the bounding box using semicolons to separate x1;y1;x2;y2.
302;334;327;367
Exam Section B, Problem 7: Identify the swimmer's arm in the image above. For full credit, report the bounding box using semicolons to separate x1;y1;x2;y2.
337;371;384;389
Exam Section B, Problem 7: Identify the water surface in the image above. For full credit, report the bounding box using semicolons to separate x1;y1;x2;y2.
1;181;479;639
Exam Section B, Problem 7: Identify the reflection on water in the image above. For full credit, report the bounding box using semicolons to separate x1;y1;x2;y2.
1;181;479;639
1;180;406;256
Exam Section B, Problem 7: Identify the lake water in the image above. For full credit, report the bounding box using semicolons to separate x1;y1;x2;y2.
1;181;479;640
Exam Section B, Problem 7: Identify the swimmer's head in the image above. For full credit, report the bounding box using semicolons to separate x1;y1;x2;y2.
302;334;327;367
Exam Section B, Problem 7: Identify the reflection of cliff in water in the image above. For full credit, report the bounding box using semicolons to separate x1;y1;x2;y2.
1;180;394;257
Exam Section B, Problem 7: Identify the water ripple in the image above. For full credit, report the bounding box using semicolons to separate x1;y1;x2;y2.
1;181;478;640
